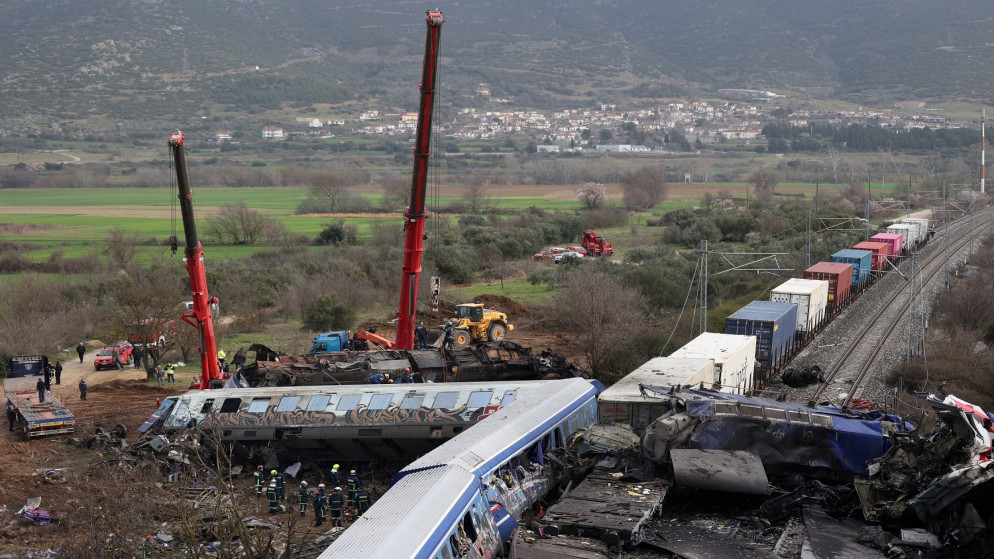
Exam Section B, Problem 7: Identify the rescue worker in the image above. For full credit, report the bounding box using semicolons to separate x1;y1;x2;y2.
355;488;372;517
253;465;265;498
369;372;385;384
346;469;362;507
7;403;17;432
36;378;46;403
328;464;342;487
313;484;327;527
298;480;309;516
78;378;87;401
400;368;413;383
76;342;86;363
415;321;429;349
272;469;285;501
266;481;279;514
328;486;345;527
54;361;62;384
165;362;175;384
217;349;227;372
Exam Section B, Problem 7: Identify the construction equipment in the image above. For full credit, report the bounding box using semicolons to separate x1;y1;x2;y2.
168;131;223;390
580;230;614;256
394;10;444;350
446;304;513;348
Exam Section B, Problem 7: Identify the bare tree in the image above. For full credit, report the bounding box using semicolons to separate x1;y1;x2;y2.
206;202;268;245
138;166;171;189
551;271;649;380
381;175;410;211
463;172;492;213
751;169;779;202
620;166;668;210
109;271;186;378
826;144;843;183
104;227;142;269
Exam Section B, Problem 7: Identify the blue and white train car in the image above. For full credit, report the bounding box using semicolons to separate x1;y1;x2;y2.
320;377;600;559
138;380;563;461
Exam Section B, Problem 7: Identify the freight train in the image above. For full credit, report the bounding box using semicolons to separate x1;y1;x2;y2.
666;213;936;395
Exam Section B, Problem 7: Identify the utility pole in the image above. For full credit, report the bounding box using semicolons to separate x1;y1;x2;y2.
943;182;950;289
699;240;708;336
805;210;811;269
907;246;917;362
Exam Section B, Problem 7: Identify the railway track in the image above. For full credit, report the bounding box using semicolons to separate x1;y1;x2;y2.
763;207;993;408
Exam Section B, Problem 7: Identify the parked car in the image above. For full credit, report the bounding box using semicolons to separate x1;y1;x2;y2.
93;342;133;371
554;250;585;263
533;247;567;261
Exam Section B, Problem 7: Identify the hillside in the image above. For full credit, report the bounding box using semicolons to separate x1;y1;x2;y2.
1;0;994;126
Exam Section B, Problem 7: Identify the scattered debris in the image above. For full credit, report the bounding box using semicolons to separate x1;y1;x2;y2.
781;365;825;388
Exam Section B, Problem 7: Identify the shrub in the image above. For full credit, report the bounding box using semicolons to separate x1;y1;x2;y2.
303;294;357;331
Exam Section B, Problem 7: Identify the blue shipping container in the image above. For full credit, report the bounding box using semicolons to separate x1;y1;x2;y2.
724;301;797;369
830;249;873;288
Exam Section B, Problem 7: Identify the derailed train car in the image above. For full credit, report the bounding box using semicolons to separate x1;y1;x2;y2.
639;386;913;486
137;380;584;461
235;341;584;387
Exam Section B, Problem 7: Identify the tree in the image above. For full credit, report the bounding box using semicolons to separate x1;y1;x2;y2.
620;166;668;211
304;171;371;213
463;173;492;213
598;129;613;142
303;294;356;331
104;228;141;269
751;170;779;202
206;201;269;245
551;271;648;379
316;219;357;246
380;175;409;211
575;182;607;210
109;270;186;379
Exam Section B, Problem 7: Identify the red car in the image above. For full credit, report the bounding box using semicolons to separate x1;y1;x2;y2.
93;342;133;371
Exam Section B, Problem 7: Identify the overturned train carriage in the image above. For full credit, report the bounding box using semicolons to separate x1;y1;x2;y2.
237;341;584;387
137;380;578;462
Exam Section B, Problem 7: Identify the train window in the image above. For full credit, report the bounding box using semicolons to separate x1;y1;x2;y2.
219;398;241;413
306;395;331;412
788;410;810;423
568;413;577;433
740;405;764;419
200;399;214;414
247;399;271;414
467;391;493;408
765;408;787;421
276;396;300;413
462;513;478;541
438;541;453;559
432;391;459;409
500;392;516;406
368;393;393;410
400;395;425;409
337;394;361;411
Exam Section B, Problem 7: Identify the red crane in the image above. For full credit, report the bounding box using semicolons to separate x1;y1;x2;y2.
168;131;222;390
395;9;444;350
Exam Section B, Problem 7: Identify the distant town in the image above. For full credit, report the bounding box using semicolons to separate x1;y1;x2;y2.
230;90;966;153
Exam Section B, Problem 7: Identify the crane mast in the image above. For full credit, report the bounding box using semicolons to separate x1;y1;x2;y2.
395;9;444;350
168;131;222;390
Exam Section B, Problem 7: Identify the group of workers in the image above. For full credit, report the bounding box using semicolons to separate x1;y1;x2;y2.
254;463;372;528
369;368;414;384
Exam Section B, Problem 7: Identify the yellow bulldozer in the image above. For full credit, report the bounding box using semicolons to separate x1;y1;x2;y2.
442;303;513;348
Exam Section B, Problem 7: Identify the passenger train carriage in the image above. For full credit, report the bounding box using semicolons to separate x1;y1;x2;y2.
320;378;600;559
138;380;577;461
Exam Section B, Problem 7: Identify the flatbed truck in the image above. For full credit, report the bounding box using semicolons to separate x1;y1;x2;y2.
4;355;75;438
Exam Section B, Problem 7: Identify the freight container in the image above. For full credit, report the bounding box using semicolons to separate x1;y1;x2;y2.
886;224;914;253
669;333;756;395
803;262;853;310
900;218;931;247
869;233;903;261
770;278;829;336
598;357;714;432
853;241;889;271
830;249;873;289
724;301;797;372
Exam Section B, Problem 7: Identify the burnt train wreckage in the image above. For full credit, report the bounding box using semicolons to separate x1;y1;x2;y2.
234;341;585;387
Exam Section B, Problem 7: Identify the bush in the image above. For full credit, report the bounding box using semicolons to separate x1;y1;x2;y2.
303;294;357;331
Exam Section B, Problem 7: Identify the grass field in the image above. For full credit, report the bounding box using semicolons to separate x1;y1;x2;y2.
0;180;866;263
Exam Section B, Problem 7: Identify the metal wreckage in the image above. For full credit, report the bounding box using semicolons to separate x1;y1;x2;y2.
232;341;585;387
588;385;994;559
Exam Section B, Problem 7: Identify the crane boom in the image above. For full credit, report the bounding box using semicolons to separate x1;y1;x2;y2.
395;9;444;350
168;131;222;390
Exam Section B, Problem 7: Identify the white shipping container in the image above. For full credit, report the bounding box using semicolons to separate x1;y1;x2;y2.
770;278;829;334
670;332;757;394
597;357;714;432
886;223;914;250
899;218;930;246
